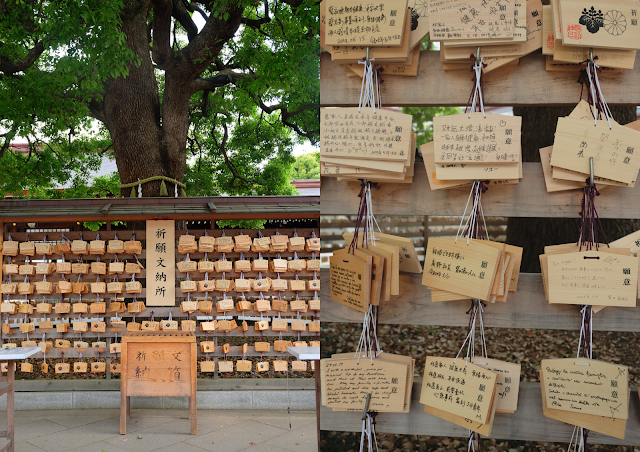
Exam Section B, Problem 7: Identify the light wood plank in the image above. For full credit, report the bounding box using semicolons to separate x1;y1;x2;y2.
320;162;640;218
320;272;640;332
320;51;640;106
320;382;640;445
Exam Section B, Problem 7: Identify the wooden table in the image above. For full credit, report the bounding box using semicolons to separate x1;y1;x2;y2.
120;331;197;435
0;347;40;452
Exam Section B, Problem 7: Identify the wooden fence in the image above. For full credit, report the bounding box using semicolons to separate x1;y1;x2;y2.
319;51;640;446
0;197;320;381
320;216;508;262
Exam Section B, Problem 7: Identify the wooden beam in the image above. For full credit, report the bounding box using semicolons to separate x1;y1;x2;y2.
320;382;640;446
11;377;314;392
320;163;640;218
320;51;640;107
320;272;640;332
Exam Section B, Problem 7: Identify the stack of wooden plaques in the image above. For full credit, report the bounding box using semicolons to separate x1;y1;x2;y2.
431;0;543;73
321;352;414;413
321;0;430;78
540;358;629;439
421;237;523;303
542;0;638;72
538;243;638;311
420;356;521;435
540;101;640;191
320;107;417;183
422;112;523;188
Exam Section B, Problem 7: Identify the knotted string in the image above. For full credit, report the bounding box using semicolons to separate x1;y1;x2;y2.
358;52;380;112
466;55;487;117
456;181;490;244
578;182;608;251
359;411;378;452
579;57;612;129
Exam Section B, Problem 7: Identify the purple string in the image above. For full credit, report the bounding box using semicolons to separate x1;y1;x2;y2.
578;183;609;251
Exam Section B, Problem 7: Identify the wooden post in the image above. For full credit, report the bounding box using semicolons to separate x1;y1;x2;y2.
120;342;127;434
190;341;197;434
315;359;321;452
7;361;14;452
422;215;429;256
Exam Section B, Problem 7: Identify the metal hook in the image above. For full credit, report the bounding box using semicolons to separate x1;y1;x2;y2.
476;46;481;63
589;48;594;66
361;393;372;420
589;156;594;188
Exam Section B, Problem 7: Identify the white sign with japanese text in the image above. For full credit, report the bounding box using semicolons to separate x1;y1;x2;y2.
146;220;176;306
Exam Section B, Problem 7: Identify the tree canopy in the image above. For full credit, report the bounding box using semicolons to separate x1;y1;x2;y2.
0;0;319;198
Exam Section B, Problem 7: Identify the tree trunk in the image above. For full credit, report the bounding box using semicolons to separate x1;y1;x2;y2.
507;105;639;272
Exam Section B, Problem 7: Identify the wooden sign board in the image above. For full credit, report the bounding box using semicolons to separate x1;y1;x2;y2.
321;357;408;412
320;107;413;162
420;357;497;424
433;113;522;164
422;237;501;301
551;118;640;184
146;220;175;306
471;357;521;413
547;251;638;307
559;0;640;50
329;251;371;313
427;0;515;41
542;358;628;419
126;342;191;397
324;0;408;46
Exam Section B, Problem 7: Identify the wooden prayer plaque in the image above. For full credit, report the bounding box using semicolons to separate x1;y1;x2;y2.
218;361;233;372
541;358;628;419
421;357;497;424
427;0;515;41
236;360;252;372
274;360;288;372
547;251;638;306
422;238;501;301
329;251;371;312
559;0;640;50
321;357;408;411
56;363;70;373
92;362;106;373
551;118;640;184
324;0;408;46
292;361;308;372
471;357;522;413
434;113;522;164
321;107;413;162
200;361;215;372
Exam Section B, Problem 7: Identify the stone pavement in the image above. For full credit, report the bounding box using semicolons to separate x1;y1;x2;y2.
0;408;317;452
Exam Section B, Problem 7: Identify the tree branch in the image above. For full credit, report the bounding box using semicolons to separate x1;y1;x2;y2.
0;40;45;74
0;124;17;160
185;1;208;21
241;0;271;29
151;0;173;67
256;97;319;141
179;3;243;79
214;122;257;189
189;70;257;95
172;0;198;42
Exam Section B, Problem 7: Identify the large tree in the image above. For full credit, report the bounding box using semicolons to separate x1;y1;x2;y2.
0;0;319;197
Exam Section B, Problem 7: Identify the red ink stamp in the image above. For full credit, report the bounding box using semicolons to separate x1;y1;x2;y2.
546;35;555;49
567;24;582;39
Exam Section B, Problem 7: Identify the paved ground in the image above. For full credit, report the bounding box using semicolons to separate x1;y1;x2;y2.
0;408;317;452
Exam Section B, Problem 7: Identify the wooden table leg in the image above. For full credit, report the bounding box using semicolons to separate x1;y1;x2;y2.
120;388;127;434
315;359;321;452
190;342;197;435
7;361;14;452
